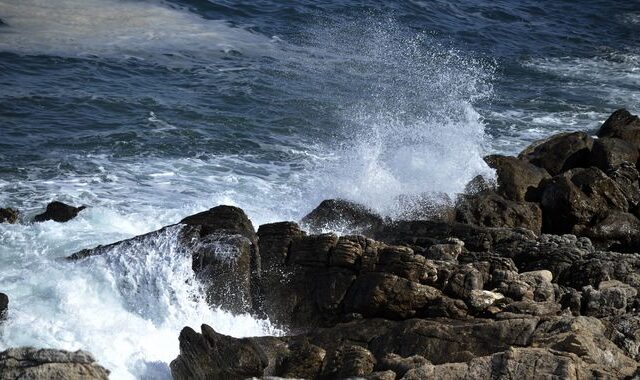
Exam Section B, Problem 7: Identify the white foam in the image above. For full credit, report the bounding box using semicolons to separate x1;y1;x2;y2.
0;0;274;60
0;216;281;380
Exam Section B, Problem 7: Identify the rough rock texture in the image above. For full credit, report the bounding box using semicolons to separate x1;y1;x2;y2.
518;131;594;175
0;292;7;320
597;108;640;149
301;199;385;235
0;347;109;380
591;137;639;171
0;208;18;224
484;154;551;201
33;201;86;223
455;190;542;234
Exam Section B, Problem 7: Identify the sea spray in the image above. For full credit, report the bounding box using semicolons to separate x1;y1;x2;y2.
292;17;496;217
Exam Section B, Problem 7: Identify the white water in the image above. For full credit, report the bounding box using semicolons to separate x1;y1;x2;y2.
0;212;281;379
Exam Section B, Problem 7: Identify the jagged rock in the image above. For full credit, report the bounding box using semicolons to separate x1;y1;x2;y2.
463;175;496;195
582;280;637;318
518;131;594;175
321;345;376;379
181;205;257;241
301;199;384;235
424;238;464;261
366;370;396;380
597;108;640;150
375;246;430;283
540;167;628;234
605;313;640;361
468;290;504;310
0;347;109;380
582;210;640;251
376;354;430;378
170;325;272;380
0;208;18;224
455;190;542;234
33;201;86;223
400;347;617;380
484;154;551;201
591;137;639;171
0;293;7;320
275;339;325;379
558;251;640;291
342;272;464;319
607;162;640;211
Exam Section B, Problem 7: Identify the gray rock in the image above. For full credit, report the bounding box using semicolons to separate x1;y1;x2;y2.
0;347;109;380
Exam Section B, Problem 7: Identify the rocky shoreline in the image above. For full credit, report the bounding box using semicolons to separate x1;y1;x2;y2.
3;109;640;379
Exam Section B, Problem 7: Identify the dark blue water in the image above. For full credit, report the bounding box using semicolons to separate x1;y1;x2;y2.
0;1;639;378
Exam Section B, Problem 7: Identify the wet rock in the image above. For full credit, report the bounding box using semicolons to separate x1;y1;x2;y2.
376;353;430;378
591;137;639;171
540;167;628;234
170;324;272;380
597;108;640;149
321;345;376;379
0;208;18;224
484;154;551;201
518;131;594;175
275;339;325;379
401;347;614;380
582;210;640;251
582;280;637;318
463;175;496;195
0;347;109;380
0;293;7;320
33;201;86;223
301;199;384;235
181;205;256;241
455;190;542;234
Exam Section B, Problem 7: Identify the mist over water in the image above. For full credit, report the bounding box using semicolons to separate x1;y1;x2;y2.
1;0;639;378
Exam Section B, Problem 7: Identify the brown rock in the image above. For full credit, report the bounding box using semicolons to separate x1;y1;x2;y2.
0;348;109;380
597;108;640;149
518;131;594;175
484;154;551;201
591;137;639;171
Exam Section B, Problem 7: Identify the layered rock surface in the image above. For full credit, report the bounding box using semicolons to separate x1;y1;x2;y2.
0;348;109;380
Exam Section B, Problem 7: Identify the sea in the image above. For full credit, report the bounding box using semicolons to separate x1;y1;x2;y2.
0;1;639;378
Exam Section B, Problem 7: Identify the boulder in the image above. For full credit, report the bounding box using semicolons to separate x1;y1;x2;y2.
597;108;640;149
170;325;272;380
33;201;86;223
582;280;637;318
455;190;542;235
300;199;384;235
321;345;376;379
582;210;640;251
540;167;628;234
376;353;430;378
518;131;594;175
591;137;639;171
274;339;326;379
483;154;551;201
0;208;18;224
0;347;109;380
0;293;7;320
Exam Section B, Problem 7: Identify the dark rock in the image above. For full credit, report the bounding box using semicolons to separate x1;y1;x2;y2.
582;210;640;251
321;345;376;379
455;190;542;235
0;347;110;380
558;251;640;291
181;205;256;241
170;324;272;380
607;162;640;212
394;193;457;222
484;154;551;201
605;313;640;361
33;201;86;223
518;131;594;175
540;167;628;234
591;137;639;171
376;353;430;378
462;175;496;195
0;208;18;224
301;199;384;235
597;108;640;149
275;339;325;379
0;293;7;320
582;280;637;318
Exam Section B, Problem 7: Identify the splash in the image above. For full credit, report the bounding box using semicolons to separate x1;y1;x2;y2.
298;17;495;217
0;218;280;379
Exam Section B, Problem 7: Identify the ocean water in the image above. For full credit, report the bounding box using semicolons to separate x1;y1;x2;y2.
0;0;638;378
